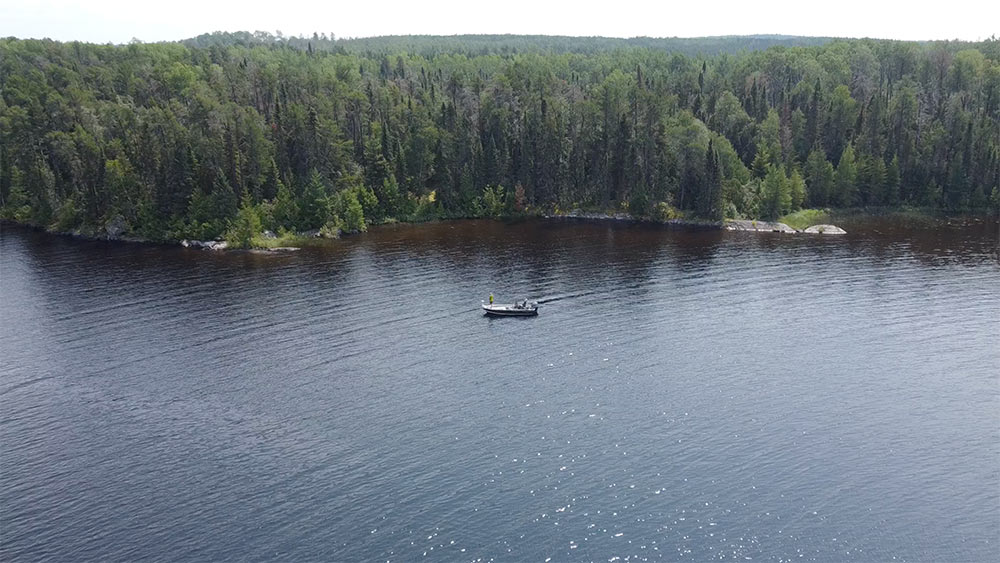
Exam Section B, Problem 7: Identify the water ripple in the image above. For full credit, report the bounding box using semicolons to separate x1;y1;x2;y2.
1;219;998;562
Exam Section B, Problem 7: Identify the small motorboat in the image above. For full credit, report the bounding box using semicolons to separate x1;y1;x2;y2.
482;298;539;317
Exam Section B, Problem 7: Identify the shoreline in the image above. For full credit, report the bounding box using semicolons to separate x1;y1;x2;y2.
4;209;995;251
546;210;724;231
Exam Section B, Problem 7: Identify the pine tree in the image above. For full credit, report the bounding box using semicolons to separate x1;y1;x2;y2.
751;146;771;179
262;159;282;201
858;156;886;206
788;167;806;211
699;140;724;220
834;143;858;207
226;189;262;248
271;176;299;232
805;78;823;154
884;155;901;206
761;164;791;219
333;189;366;233
804;149;835;207
299;169;329;229
376;173;402;220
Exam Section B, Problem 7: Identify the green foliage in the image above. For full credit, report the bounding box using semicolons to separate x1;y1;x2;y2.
184;188;228;240
270;178;299;232
756;109;782;167
653;201;682;221
1;34;997;240
857;155;887;206
884;156;901;206
479;185;508;218
778;208;831;230
804;149;835;207
834;143;858;207
0;170;32;222
299;170;330;230
761;165;792;219
698;141;724;220
319;220;344;238
104;157;143;225
751;147;771;179
331;189;367;233
826;85;858;164
51;197;82;232
788;168;806;211
185;31;838;57
628;189;652;218
376;174;403;220
251;231;325;248
411;191;439;221
354;184;379;221
225;192;263;248
920;181;943;207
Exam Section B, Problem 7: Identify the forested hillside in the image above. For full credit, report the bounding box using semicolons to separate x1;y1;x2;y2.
1;35;998;243
183;32;838;57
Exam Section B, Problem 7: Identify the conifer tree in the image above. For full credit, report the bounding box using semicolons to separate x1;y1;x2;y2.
804;149;835;207
761;164;791;219
834;143;858;207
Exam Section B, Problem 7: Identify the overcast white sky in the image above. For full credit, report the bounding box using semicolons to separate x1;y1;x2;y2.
2;0;997;44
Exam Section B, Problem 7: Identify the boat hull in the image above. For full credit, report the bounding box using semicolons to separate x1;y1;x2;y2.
482;304;538;317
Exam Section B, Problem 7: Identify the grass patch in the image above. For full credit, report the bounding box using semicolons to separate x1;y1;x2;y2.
250;232;329;248
778;208;831;230
858;207;945;226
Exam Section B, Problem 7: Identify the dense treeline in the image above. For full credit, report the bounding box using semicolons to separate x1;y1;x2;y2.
183;32;838;57
1;35;998;244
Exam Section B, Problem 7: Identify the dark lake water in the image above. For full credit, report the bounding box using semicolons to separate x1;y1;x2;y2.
1;217;998;562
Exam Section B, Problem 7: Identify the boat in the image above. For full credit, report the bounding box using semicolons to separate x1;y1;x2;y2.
482;299;539;317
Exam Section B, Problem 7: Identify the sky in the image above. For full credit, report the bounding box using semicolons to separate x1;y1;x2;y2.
1;0;997;44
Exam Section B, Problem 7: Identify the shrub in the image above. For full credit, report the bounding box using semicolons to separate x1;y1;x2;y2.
653;201;681;221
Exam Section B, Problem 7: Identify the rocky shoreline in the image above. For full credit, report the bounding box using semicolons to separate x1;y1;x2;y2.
3;212;848;252
180;231;303;252
550;211;846;235
548;210;723;231
725;220;846;234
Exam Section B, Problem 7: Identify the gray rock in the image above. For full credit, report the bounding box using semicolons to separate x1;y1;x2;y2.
105;215;127;239
181;239;229;250
261;230;277;239
725;220;797;233
803;224;847;235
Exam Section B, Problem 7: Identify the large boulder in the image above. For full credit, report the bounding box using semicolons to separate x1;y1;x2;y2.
105;215;127;239
725;220;797;233
803;224;847;235
180;239;229;250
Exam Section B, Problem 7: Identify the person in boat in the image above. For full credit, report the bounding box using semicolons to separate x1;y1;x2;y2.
489;294;494;305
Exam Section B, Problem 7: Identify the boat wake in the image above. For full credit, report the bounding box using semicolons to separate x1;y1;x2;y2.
535;290;600;304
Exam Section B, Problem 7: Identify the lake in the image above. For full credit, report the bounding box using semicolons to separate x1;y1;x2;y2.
1;217;998;562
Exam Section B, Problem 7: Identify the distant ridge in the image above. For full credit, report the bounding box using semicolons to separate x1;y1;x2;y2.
179;31;842;57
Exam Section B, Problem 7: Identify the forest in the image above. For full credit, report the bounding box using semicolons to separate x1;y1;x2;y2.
1;33;998;245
